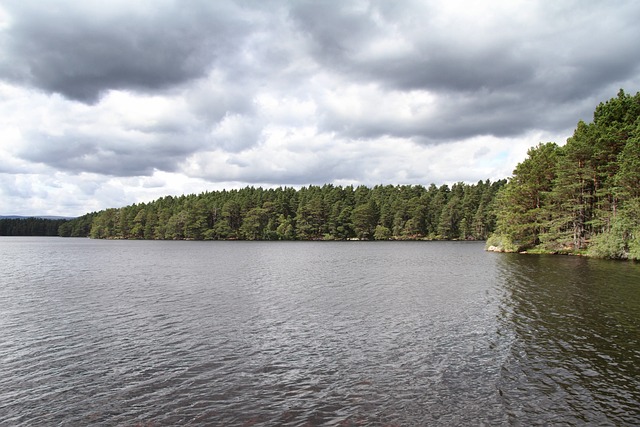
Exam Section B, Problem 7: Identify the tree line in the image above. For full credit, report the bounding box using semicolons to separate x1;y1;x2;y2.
61;181;505;241
488;89;640;260
0;217;69;236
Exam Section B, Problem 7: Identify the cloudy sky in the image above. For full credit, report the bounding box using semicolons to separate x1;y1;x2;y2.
1;1;640;216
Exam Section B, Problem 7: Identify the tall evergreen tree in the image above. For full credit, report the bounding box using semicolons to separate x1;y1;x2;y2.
492;142;559;250
489;90;640;258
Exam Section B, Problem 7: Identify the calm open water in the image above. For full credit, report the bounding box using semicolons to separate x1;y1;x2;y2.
0;237;639;426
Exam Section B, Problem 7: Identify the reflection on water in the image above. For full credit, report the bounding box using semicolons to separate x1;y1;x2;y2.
496;254;640;425
0;238;639;425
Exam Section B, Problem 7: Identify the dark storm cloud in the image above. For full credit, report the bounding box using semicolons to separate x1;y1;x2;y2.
0;1;253;102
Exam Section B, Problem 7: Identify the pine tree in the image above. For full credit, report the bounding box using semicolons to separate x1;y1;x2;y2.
493;143;559;250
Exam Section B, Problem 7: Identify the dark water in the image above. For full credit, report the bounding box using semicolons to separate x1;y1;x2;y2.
0;238;639;426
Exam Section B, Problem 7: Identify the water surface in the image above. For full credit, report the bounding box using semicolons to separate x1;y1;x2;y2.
0;238;638;425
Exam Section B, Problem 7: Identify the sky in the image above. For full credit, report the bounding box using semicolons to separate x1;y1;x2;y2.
1;1;640;217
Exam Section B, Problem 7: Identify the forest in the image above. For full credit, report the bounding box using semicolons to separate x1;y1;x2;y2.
0;217;69;236
487;89;640;260
60;181;505;241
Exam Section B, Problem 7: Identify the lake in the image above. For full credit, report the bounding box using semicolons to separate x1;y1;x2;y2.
1;237;639;425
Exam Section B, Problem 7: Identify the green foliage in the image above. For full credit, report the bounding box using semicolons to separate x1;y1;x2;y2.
629;235;640;261
491;89;640;259
352;200;378;239
58;212;97;237
0;217;71;236
485;233;521;253
588;197;640;260
587;228;628;259
66;181;505;241
493;142;559;249
374;225;392;240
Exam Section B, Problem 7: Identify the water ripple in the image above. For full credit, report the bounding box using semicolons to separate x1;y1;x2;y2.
495;253;640;425
1;239;639;425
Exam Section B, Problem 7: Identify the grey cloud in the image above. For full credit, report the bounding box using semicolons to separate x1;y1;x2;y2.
2;0;640;190
290;1;640;96
0;163;28;174
142;176;167;189
210;115;264;153
289;2;375;61
186;77;258;125
363;50;533;94
221;162;357;187
0;174;46;199
318;88;586;144
290;1;640;141
18;132;205;176
289;1;529;92
192;146;364;186
5;0;638;143
0;1;253;102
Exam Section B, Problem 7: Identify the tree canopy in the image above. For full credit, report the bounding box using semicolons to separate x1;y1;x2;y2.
63;181;505;241
488;90;640;260
0;217;69;236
